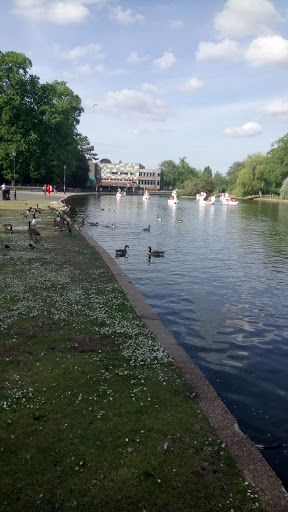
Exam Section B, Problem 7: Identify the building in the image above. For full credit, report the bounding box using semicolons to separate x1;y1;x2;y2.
89;160;163;191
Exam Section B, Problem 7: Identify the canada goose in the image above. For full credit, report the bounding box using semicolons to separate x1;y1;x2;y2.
31;213;37;227
3;223;13;234
108;208;114;213
143;225;150;232
35;204;43;213
28;242;35;249
157;214;162;221
176;219;183;223
87;221;98;226
28;221;40;239
105;223;115;229
147;246;165;257
4;243;10;250
21;207;31;219
115;245;129;257
54;215;64;228
73;218;85;230
66;222;72;234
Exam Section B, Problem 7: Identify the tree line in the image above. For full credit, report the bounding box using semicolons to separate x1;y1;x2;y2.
0;51;98;188
160;133;288;198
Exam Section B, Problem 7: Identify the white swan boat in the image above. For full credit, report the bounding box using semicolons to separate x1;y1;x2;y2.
222;197;238;205
116;188;126;198
196;192;206;201
220;193;231;201
168;190;179;204
199;195;216;204
143;190;150;200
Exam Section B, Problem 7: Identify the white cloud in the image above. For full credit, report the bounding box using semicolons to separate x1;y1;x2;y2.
214;0;282;38
63;43;103;60
245;35;288;67
100;89;169;121
224;121;262;137
178;77;204;91
127;51;150;64
153;51;175;70
196;39;242;61
110;6;144;24
141;83;161;94
169;19;184;30
13;0;92;24
260;98;288;120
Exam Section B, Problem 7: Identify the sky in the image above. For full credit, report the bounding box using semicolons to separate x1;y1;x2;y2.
1;0;288;174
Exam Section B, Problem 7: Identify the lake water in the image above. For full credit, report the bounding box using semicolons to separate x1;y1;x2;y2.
67;193;288;488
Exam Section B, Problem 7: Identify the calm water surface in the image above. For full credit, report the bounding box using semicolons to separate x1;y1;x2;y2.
68;194;288;487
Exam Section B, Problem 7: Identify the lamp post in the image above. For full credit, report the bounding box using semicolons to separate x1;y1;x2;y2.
64;164;66;195
11;149;16;200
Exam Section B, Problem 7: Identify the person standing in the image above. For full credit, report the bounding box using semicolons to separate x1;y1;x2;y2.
42;184;47;198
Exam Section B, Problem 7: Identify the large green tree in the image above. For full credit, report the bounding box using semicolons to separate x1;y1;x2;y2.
235;153;268;196
213;171;227;192
226;161;244;193
266;133;288;189
0;51;85;187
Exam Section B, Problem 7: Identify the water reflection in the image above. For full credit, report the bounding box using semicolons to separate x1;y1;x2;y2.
68;194;288;488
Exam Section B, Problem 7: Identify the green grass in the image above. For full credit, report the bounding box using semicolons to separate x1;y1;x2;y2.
0;201;266;511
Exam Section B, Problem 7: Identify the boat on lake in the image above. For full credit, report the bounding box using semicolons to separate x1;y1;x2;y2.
199;195;216;204
168;190;179;204
143;190;150;200
116;188;126;198
222;197;238;205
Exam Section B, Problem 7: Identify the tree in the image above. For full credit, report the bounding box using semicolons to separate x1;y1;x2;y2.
69;149;90;188
0;51;84;186
279;177;288;199
199;170;214;196
226;161;244;192
160;160;179;188
235;153;268;196
203;165;212;177
77;134;98;161
213;171;227;192
266;133;288;189
181;178;200;196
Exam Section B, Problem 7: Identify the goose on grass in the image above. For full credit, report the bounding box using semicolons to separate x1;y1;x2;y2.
28;221;40;240
3;223;13;234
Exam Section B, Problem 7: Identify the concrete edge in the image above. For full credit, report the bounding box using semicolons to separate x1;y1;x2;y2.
69;221;288;512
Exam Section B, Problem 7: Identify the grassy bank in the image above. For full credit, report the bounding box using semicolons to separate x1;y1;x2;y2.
0;201;265;512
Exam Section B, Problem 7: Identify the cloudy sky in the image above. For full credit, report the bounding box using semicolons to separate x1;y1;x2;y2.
1;0;288;173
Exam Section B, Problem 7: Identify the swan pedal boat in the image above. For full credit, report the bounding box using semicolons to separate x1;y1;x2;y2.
116;189;126;197
143;190;150;200
168;190;179;204
196;192;206;201
222;198;238;205
199;195;216;204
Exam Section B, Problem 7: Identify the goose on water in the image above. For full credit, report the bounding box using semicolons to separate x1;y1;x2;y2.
115;245;129;257
105;223;116;229
147;246;165;257
176;218;183;223
157;214;162;221
87;221;98;226
143;225;150;232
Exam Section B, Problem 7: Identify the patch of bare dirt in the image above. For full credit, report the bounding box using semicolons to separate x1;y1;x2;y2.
66;334;113;352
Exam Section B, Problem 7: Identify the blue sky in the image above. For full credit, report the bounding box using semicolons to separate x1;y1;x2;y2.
1;0;288;174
